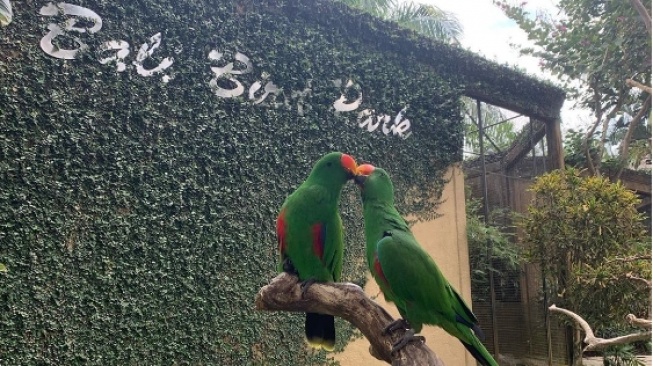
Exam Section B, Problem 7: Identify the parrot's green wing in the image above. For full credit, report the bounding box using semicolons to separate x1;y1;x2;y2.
359;167;497;366
376;229;480;332
375;230;495;366
375;231;454;324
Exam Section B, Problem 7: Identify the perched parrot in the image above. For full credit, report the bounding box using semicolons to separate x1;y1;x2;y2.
276;152;358;351
354;164;498;366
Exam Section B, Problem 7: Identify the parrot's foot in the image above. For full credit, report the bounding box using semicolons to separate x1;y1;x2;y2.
391;329;425;355
383;319;410;335
282;257;299;275
300;278;318;298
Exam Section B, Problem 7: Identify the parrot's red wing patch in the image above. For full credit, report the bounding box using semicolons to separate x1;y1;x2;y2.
311;223;326;260
373;254;390;287
276;210;287;253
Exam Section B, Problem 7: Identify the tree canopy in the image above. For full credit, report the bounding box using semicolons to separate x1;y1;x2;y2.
495;0;651;174
523;168;651;331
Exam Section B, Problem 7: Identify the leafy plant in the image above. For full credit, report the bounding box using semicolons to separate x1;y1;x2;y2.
602;344;646;366
523;168;650;330
466;196;522;302
495;0;651;175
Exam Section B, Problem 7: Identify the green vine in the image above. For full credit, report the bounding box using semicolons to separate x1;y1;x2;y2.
0;0;464;365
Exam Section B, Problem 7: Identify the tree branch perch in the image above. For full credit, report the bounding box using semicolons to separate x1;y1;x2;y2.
549;304;652;352
255;272;445;366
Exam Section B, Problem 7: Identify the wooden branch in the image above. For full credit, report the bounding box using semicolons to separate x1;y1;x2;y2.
625;272;652;288
255;273;445;366
628;0;652;35
626;78;652;94
617;94;652;178
549;304;652;352
608;255;652;263
626;314;652;329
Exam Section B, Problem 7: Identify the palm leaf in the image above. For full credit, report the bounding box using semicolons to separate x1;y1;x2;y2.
337;0;462;43
390;3;462;43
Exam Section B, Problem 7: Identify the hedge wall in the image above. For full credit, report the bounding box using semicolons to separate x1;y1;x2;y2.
0;0;462;364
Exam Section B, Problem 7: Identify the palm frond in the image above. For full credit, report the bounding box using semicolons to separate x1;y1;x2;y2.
336;0;462;43
337;0;396;17
390;3;462;43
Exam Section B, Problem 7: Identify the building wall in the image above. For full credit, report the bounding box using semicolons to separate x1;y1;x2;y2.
334;164;477;366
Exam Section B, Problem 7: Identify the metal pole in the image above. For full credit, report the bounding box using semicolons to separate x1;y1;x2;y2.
476;99;500;358
531;118;554;366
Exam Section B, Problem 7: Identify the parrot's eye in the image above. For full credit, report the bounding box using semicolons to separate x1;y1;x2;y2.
326;162;333;167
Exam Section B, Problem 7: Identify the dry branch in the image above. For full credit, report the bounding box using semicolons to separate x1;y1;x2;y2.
617;94;652;178
608;255;652;263
628;0;652;35
625;272;652;288
255;272;445;366
626;78;652;94
549;304;652;352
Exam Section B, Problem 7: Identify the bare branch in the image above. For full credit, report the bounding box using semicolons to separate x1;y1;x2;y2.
583;78;627;175
255;273;445;366
549;304;652;352
628;0;652;35
617;94;652;178
627;78;652;94
626;314;652;329
625;272;652;288
608;255;652;263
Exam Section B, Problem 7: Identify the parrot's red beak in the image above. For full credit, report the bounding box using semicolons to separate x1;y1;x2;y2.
340;153;358;178
354;164;375;186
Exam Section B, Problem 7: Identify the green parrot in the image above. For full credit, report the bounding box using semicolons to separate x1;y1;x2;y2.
354;164;498;366
276;152;358;351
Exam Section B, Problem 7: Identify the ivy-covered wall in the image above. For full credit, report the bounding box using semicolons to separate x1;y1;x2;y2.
0;0;463;364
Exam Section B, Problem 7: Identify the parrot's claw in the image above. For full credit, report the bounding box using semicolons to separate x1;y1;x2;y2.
300;278;318;298
390;329;425;355
383;319;410;335
282;257;299;275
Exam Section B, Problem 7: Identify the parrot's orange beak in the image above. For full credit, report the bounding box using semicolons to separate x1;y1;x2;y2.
354;164;375;186
340;153;358;178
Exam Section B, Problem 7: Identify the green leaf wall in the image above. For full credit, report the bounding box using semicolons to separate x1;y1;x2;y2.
0;0;462;364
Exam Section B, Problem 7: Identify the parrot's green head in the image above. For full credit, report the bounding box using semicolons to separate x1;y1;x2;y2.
353;164;395;204
305;152;358;188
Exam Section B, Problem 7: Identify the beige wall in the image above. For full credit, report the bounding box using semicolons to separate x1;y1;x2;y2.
334;164;476;366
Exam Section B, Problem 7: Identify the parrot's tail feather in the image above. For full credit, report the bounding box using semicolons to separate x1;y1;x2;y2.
305;312;336;351
471;323;485;341
455;314;485;340
460;338;499;366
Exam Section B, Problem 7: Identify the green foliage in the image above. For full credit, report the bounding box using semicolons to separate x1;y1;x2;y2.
334;0;566;122
564;122;652;172
495;0;651;169
337;0;462;42
494;0;650;109
466;197;522;302
602;344;647;366
523;168;650;330
0;0;465;364
564;128;602;169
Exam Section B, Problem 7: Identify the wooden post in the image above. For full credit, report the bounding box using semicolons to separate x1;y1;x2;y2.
545;118;565;170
